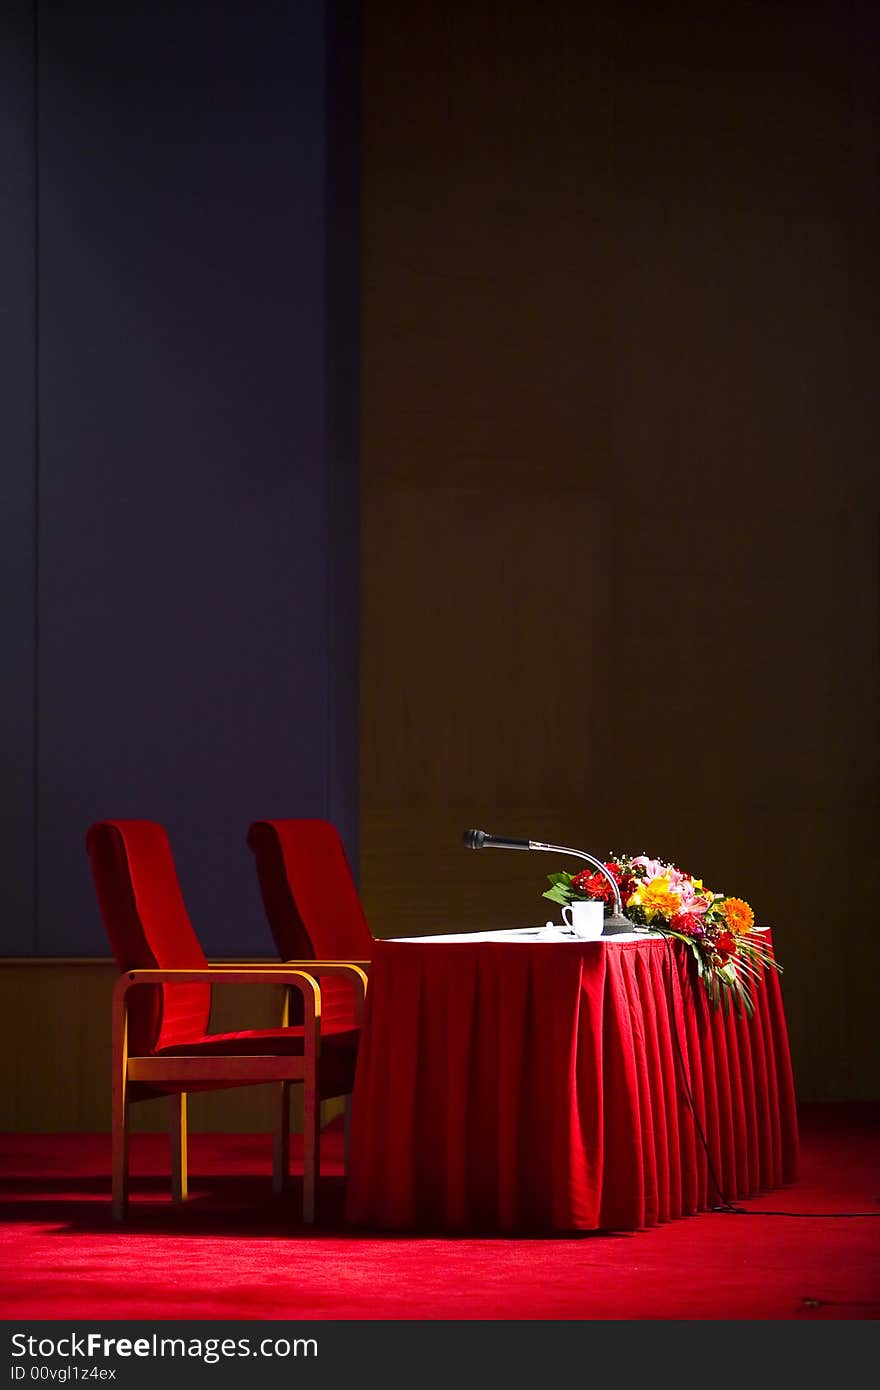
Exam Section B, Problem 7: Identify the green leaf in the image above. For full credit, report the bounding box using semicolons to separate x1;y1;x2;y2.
545;872;573;888
541;885;573;906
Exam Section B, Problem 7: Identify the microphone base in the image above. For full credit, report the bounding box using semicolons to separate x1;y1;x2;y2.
602;913;637;936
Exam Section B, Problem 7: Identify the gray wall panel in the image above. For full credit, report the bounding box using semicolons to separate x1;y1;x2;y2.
0;1;37;954
0;2;360;956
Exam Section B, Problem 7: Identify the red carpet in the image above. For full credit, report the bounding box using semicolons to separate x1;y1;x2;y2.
0;1105;877;1320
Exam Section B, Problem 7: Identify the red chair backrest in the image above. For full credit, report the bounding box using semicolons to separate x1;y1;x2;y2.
85;820;211;1055
247;819;373;1029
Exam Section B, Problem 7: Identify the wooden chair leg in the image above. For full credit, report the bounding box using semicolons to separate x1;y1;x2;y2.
170;1092;188;1202
111;1067;129;1221
302;1076;319;1224
273;1081;290;1194
344;1093;353;1175
111;998;129;1221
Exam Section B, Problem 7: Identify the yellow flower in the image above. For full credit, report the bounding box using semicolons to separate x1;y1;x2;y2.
628;875;682;923
721;897;754;935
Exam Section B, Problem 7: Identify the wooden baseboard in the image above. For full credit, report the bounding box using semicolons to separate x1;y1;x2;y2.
0;959;342;1133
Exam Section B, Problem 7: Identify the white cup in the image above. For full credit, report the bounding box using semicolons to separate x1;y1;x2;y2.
561;900;605;939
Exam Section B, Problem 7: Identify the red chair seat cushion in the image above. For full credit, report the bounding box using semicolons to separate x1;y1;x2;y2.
152;1027;359;1098
156;1025;356;1056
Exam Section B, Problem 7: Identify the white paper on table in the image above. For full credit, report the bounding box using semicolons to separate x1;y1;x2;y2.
388;926;661;945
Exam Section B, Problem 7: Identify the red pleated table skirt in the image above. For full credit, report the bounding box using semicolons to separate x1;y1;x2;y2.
345;932;799;1233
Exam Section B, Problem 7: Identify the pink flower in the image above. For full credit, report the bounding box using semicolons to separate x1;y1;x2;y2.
631;855;666;881
675;881;710;914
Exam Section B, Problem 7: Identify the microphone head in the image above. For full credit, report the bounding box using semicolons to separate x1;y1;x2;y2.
462;828;487;849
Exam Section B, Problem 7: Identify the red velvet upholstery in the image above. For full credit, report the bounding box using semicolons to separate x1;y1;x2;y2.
247;819;373;1030
86;820;211;1056
85;818;359;1087
85;818;364;1222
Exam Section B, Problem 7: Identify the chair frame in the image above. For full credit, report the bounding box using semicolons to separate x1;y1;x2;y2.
112;960;369;1224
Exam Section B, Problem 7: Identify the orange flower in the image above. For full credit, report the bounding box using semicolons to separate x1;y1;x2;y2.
721;897;754;935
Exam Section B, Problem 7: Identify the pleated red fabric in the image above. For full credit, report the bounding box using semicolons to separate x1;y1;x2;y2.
84;818;360;1104
345;935;798;1233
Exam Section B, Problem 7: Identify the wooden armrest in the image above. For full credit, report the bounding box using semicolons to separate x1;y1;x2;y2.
117;966;331;984
206;961;369;1009
114;963;369;1024
208;959;371;974
114;967;323;1016
112;967;326;1054
274;962;370;1023
277;960;370;982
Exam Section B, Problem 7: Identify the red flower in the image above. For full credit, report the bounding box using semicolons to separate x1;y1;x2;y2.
571;865;619;904
671;912;704;938
713;929;737;961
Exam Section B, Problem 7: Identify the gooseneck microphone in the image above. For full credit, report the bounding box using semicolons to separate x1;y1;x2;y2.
462;828;635;935
462;829;531;852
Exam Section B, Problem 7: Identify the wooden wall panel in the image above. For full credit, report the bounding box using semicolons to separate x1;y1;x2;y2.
360;1;880;1102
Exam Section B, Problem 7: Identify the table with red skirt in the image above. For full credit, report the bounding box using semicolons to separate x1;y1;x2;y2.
345;928;799;1233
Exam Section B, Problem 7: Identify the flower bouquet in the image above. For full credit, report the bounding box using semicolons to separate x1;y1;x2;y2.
542;852;781;1017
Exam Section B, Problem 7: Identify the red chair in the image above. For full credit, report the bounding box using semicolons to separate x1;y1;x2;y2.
85;819;367;1223
246;819;374;1029
246;819;374;1157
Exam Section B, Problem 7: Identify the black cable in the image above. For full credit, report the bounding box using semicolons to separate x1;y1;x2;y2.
659;937;880;1220
659;937;740;1211
712;1208;880;1217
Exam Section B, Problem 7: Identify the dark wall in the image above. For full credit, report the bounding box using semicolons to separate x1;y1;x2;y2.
0;1;38;956
1;1;360;955
359;0;879;1100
